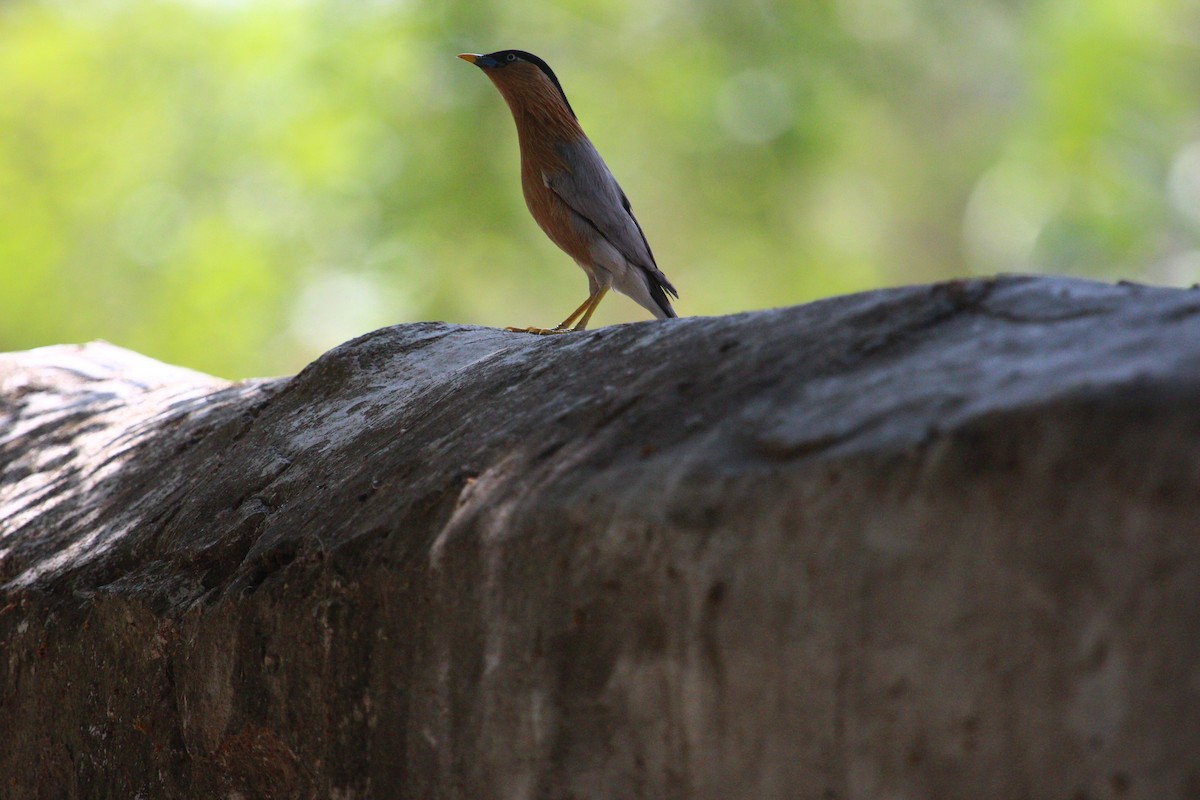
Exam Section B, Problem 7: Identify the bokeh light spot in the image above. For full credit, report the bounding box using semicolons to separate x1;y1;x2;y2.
1168;142;1200;227
289;271;399;355
716;70;794;145
964;158;1065;273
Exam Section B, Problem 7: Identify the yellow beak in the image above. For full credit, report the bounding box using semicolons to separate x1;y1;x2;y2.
457;54;480;64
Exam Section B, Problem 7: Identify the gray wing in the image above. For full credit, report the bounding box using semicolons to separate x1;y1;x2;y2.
547;139;677;298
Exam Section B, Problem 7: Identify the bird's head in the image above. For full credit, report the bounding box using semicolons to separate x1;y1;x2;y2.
458;50;577;120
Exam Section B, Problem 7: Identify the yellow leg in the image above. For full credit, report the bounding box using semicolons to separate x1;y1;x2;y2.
571;286;609;331
506;288;607;335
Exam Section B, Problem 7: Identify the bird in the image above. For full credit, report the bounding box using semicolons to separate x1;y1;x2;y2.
458;49;678;334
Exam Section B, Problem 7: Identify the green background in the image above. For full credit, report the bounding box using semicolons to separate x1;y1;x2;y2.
2;0;1198;378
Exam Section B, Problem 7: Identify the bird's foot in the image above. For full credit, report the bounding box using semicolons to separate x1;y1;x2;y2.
504;325;576;335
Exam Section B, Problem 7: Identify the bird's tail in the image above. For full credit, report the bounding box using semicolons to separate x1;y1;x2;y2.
645;269;678;319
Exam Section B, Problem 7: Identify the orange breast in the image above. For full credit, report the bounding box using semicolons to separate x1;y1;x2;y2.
519;146;593;267
488;65;596;269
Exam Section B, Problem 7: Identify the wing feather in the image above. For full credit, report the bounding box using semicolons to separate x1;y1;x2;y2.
547;139;678;300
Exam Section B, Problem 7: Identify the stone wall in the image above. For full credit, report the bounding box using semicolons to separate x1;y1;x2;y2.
2;277;1198;799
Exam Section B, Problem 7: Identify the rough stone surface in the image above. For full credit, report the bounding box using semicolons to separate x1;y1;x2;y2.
2;276;1200;799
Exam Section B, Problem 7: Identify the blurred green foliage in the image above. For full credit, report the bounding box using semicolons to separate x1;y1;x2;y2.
1;0;1198;377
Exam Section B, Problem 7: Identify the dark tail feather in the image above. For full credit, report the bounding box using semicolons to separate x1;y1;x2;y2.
645;269;678;319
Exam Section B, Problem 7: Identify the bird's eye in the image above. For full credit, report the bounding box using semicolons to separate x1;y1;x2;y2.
506;53;517;62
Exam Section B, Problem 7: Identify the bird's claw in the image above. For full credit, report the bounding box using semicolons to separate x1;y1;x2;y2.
504;325;576;335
